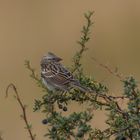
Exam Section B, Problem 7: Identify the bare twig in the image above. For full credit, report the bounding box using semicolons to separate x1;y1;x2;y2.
92;57;123;81
6;83;36;140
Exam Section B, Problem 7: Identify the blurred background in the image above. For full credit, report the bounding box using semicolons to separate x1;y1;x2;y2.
0;0;140;139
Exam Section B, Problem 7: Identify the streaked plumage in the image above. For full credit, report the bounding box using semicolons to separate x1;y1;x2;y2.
40;52;89;92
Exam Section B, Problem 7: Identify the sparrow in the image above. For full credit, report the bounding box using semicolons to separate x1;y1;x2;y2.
40;52;89;92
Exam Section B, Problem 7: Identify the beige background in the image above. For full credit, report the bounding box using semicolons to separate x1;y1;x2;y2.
0;0;140;139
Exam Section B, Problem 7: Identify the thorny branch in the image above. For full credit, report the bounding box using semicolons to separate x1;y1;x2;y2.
92;57;123;81
6;83;36;140
72;11;94;73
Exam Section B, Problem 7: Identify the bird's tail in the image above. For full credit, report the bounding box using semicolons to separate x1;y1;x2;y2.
71;81;92;93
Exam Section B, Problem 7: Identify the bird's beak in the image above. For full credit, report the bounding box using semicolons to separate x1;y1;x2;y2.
54;57;62;61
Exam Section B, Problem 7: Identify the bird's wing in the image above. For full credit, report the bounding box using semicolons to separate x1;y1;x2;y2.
41;62;73;85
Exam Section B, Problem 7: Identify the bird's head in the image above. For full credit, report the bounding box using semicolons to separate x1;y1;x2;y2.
41;52;62;64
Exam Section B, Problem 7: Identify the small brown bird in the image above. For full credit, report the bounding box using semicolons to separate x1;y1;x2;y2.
40;52;89;92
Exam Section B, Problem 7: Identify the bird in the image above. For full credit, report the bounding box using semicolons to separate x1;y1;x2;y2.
40;52;90;92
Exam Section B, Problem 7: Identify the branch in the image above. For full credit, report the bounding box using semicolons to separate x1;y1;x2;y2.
72;11;94;73
6;83;36;140
92;57;123;81
25;60;48;91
